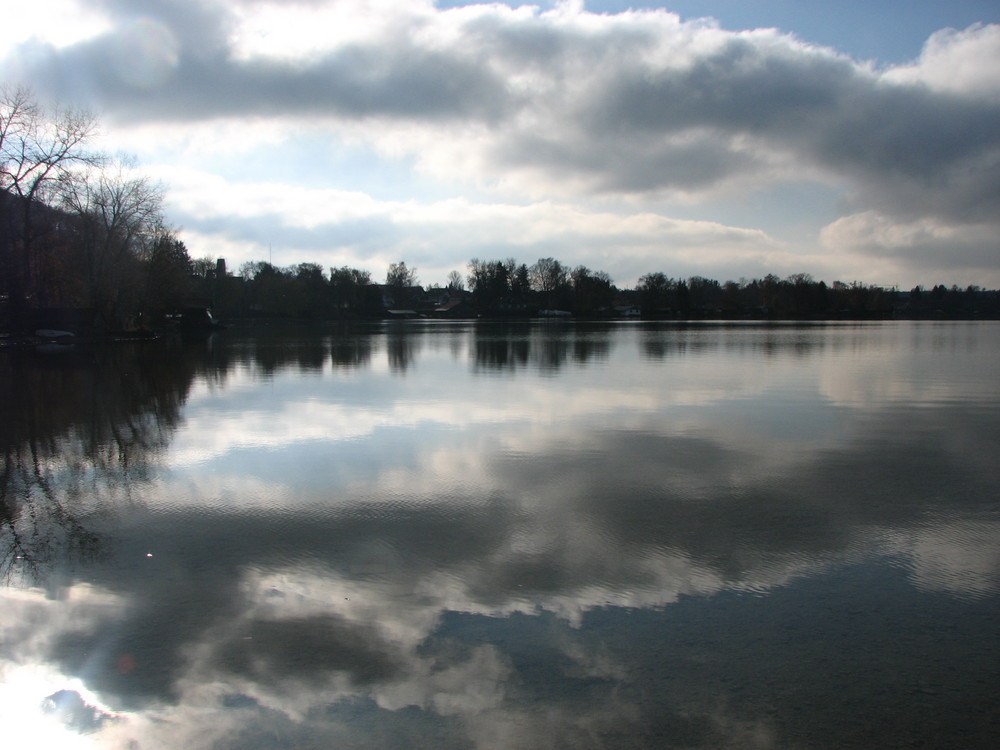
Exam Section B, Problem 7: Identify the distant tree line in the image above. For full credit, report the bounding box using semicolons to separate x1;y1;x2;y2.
630;272;1000;320
202;257;1000;321
195;256;618;320
4;88;998;334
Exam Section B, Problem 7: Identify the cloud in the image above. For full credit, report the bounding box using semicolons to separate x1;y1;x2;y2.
152;163;789;283
11;4;999;196
3;1;999;285
11;0;510;123
885;22;1000;101
820;210;1000;276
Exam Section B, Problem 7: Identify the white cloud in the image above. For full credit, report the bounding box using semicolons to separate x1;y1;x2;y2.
885;23;1000;101
4;1;998;286
820;211;1000;285
152;163;790;284
871;520;1000;600
0;0;112;54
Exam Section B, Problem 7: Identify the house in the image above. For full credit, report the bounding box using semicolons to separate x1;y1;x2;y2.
433;298;476;318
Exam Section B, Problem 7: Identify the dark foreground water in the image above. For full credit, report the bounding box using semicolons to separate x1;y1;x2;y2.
2;321;999;749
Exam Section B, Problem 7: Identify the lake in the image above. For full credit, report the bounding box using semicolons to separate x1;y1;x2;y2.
2;320;999;749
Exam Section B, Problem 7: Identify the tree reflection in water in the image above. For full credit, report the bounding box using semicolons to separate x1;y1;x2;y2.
1;322;998;750
0;341;195;583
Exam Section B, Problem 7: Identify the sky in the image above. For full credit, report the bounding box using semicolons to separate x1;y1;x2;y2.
3;0;999;289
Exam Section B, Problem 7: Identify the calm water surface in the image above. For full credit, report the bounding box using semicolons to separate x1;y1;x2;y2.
2;321;999;749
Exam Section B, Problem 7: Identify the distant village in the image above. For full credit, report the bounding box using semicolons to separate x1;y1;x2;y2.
4;243;1000;341
4;202;1000;339
181;256;1000;325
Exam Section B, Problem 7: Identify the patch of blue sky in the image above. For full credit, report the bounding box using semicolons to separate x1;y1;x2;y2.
203;133;457;203
645;180;847;246
436;0;1000;63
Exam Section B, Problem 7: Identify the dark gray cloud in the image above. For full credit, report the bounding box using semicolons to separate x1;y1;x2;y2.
214;614;403;687
533;32;1000;222
20;37;510;124
12;4;1000;206
494;126;762;193
13;1;512;123
95;0;233;53
5;2;999;278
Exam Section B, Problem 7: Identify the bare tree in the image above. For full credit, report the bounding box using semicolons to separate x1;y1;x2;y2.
0;87;99;328
529;257;568;293
60;158;166;326
191;255;217;277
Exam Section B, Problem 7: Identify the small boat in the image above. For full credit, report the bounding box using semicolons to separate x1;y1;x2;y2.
34;328;75;339
179;307;225;331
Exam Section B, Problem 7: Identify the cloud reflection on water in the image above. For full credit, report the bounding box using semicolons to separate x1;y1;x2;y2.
2;322;999;749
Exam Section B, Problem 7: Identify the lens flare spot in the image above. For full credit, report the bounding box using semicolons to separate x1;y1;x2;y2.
112;17;180;89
